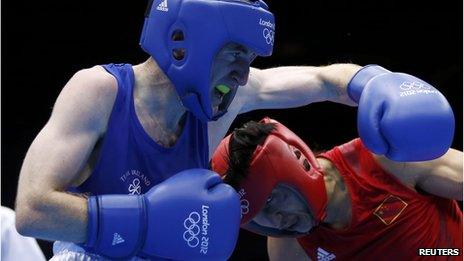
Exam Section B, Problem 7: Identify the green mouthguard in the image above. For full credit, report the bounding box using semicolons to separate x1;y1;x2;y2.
216;84;231;95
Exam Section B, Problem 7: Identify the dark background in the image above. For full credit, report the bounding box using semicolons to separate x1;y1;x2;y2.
2;0;462;259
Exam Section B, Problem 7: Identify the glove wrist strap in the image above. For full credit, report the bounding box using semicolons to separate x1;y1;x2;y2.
347;64;391;103
84;195;147;259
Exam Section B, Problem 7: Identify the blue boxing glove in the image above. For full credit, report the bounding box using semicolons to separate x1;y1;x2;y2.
347;65;455;161
84;169;241;260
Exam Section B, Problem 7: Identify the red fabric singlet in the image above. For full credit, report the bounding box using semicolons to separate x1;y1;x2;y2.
297;138;462;260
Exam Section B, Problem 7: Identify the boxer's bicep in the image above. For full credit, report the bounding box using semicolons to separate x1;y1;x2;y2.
15;67;117;241
267;237;310;261
19;66;116;192
240;66;326;113
374;149;463;200
20;115;100;193
414;149;463;200
240;64;359;113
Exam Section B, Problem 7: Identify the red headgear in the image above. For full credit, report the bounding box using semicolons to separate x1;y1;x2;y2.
212;118;328;230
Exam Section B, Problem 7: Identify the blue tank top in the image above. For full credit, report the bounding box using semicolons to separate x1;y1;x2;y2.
75;63;209;196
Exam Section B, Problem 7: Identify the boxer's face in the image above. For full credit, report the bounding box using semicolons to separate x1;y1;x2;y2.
210;43;256;114
253;184;314;234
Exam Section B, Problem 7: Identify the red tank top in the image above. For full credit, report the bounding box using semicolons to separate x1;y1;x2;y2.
297;139;462;260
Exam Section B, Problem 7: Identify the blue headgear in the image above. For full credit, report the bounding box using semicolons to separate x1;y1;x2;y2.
140;0;275;122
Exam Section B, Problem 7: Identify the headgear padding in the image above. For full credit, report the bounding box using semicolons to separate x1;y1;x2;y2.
140;0;275;122
212;118;328;227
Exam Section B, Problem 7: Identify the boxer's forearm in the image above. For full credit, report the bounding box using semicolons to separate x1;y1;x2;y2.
318;63;361;106
15;190;88;243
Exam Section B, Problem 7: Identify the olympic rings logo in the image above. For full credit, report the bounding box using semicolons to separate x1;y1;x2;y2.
399;81;432;91
263;28;274;45
183;212;201;248
240;199;250;218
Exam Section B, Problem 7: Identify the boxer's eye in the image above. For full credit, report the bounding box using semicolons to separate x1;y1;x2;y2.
266;195;274;204
267;191;286;207
266;194;280;208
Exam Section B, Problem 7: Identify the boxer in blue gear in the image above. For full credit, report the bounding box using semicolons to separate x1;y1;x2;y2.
80;1;272;259
14;0;455;260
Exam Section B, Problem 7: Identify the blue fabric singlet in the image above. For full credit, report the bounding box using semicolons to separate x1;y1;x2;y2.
74;63;209;196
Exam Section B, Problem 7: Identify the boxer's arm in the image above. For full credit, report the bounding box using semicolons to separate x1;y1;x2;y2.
373;149;463;200
267;237;310;261
15;66;117;242
240;64;361;113
208;64;360;154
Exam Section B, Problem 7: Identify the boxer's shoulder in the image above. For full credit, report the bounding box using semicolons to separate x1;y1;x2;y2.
69;65;118;97
53;65;118;133
372;154;418;191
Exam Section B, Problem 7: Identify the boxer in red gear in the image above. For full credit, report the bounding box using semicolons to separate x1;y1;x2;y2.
212;118;462;260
